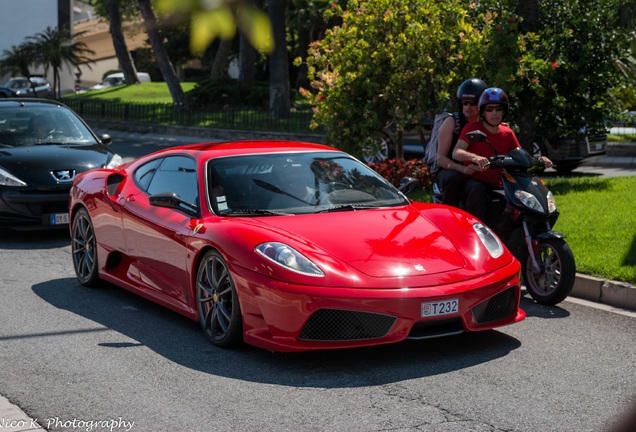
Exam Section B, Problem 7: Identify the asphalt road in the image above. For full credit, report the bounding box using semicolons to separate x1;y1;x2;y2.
1;128;635;432
0;226;635;431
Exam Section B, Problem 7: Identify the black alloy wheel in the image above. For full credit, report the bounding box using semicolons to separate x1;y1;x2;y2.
71;207;100;287
196;249;243;348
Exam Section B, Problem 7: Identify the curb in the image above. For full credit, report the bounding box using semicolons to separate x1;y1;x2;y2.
571;273;636;311
0;395;46;432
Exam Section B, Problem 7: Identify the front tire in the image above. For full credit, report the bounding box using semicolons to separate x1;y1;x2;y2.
196;250;243;348
71;207;100;287
524;238;576;306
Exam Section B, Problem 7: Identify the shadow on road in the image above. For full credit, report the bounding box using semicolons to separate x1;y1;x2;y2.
32;276;522;388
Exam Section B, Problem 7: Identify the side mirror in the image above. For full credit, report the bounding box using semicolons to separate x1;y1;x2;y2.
398;176;420;195
149;192;198;217
466;130;498;157
100;134;112;145
466;130;487;143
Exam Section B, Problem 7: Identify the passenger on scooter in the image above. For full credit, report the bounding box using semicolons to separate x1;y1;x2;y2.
434;78;488;207
452;87;553;221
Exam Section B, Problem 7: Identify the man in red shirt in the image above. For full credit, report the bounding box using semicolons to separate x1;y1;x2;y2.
452;87;552;220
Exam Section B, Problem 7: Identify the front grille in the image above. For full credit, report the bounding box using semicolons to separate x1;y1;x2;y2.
298;309;396;341
407;318;464;340
471;286;518;324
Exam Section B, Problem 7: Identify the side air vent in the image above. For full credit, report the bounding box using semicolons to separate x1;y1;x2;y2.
107;174;125;196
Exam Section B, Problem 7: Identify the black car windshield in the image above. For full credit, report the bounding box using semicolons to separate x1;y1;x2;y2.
207;151;408;215
0;105;98;147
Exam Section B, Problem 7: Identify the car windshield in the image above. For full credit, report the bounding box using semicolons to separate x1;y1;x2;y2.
0;105;98;147
4;79;29;90
207;151;409;215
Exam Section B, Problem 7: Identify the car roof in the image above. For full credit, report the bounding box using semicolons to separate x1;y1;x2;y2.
0;98;69;108
151;140;340;159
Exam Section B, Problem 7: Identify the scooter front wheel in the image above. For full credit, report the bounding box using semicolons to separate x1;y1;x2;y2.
524;238;576;306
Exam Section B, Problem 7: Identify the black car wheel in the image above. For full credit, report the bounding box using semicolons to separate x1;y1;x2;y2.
196;250;243;348
71;207;100;287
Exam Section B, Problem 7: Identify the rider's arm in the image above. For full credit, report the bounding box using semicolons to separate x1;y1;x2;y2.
436;117;466;173
452;139;490;171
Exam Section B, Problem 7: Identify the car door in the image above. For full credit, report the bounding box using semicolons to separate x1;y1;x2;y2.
121;155;199;309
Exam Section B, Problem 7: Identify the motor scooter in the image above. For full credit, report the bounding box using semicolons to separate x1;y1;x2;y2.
436;130;576;305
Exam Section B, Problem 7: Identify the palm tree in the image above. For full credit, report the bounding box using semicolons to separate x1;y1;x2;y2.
136;0;188;108
28;27;95;98
0;44;36;85
268;0;290;119
107;0;140;85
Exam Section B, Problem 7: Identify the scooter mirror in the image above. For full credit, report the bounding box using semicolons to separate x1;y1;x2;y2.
466;130;487;143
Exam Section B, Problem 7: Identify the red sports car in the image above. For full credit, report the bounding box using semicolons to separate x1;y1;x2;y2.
69;140;525;352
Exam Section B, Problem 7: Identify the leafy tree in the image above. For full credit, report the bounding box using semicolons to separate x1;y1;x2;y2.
301;0;486;158
28;27;95;98
472;0;632;149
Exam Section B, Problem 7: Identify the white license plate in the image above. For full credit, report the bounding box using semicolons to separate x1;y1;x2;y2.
421;299;459;317
49;213;69;225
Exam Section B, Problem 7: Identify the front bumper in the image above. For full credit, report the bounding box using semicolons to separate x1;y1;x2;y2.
0;189;70;228
230;261;525;352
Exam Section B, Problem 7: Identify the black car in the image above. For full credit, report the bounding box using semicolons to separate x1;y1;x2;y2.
0;87;17;98
0;98;121;229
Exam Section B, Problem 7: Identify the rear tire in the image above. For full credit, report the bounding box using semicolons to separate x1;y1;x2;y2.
523;238;576;306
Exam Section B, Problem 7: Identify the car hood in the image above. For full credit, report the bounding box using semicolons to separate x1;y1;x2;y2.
259;206;467;278
0;144;112;187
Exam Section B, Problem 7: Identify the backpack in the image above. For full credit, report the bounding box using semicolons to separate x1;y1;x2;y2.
424;111;461;175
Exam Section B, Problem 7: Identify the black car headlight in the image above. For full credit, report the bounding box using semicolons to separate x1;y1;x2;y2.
256;242;325;277
0;167;27;187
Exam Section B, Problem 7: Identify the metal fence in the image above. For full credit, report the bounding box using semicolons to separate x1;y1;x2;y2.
63;99;319;134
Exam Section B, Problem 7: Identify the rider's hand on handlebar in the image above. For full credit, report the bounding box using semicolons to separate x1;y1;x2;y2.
470;155;490;171
539;156;554;169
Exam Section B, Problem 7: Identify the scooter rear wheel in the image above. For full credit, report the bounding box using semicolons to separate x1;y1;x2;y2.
523;238;576;306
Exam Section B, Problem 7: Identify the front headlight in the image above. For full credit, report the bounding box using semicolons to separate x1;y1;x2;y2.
0;167;27;187
546;191;557;214
473;223;504;258
256;242;325;277
514;190;544;212
106;154;124;169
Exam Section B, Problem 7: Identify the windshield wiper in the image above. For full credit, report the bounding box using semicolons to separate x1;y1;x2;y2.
225;209;292;216
317;204;378;213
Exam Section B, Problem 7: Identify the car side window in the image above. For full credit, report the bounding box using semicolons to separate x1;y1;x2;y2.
133;158;162;191
146;156;198;206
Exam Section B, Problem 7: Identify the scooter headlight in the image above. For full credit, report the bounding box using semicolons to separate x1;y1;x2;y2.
546;191;557;214
514;190;544;212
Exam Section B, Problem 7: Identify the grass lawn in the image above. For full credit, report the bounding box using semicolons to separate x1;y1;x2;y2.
63;82;198;104
409;176;636;285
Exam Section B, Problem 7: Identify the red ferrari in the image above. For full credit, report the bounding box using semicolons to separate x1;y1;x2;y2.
69;140;525;352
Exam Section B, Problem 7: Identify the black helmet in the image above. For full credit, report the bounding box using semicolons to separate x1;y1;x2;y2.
456;78;488;103
479;87;509;115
